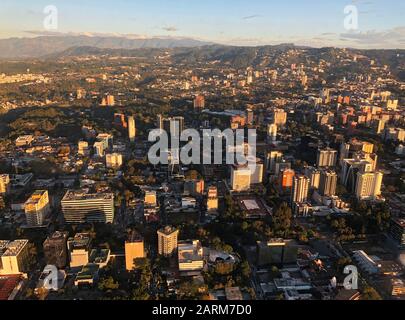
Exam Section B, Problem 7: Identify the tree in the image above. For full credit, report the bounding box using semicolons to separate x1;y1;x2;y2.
272;202;292;237
98;276;119;291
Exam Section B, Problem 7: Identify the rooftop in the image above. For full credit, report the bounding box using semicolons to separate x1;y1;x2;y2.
62;190;113;202
1;240;29;257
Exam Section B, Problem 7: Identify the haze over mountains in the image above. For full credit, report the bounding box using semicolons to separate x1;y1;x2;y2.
0;34;212;59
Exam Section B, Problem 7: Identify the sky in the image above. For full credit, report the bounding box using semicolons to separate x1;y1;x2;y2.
0;0;404;48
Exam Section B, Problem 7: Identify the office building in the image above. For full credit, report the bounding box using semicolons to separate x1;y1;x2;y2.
128;116;136;142
0;174;10;194
24;190;50;227
291;175;310;204
125;231;146;271
61;190;114;224
106;153;123;169
319;170;338;197
207;186;219;213
317;148;337;168
43;231;69;269
178;240;204;272
67;233;92;268
0;240;29;275
157;226;179;257
355;171;383;201
231;165;251;192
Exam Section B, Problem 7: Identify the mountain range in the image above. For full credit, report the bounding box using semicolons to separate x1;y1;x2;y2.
0;35;212;59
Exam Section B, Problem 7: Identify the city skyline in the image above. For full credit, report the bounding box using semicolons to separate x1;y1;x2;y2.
0;0;404;49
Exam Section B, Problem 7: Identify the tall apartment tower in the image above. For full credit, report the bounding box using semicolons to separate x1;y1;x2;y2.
43;231;69;269
317;148;337;168
128;116;136;142
24;190;50;227
355;172;383;200
319;170;338;197
0;174;10;194
157;226;179;257
291;175;310;204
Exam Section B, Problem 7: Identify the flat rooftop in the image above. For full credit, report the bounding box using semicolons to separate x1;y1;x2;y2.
1;240;28;257
62;190;113;201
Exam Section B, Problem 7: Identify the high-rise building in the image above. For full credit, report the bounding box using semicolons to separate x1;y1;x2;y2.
317;148;337;168
158;115;185;137
266;151;283;174
43;231;69;269
319;170;338;197
355;171;383;200
106;153;123;169
193;95;205;109
304;167;321;189
96;133;113;150
0;174;10;194
128;116;136;142
157;226;179;257
61;190;114;224
246;108;254;125
376;119;386;134
341;156;375;192
267;124;278;142
207;186;219;213
24;190;50;227
280;169;295;189
93;141;105;157
271;109;287;127
125;231;146;271
291;175;310;204
0;240;29;275
231;165;251;192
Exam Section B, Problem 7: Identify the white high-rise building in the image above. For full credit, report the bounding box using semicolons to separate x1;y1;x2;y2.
317;148;337;168
291;175;310;204
355;172;383;201
61;191;114;224
128;116;136;142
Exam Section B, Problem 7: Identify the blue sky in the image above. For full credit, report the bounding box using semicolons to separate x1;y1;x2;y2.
0;0;404;48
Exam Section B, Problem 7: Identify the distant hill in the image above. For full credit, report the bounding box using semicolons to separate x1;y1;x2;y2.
0;35;213;59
